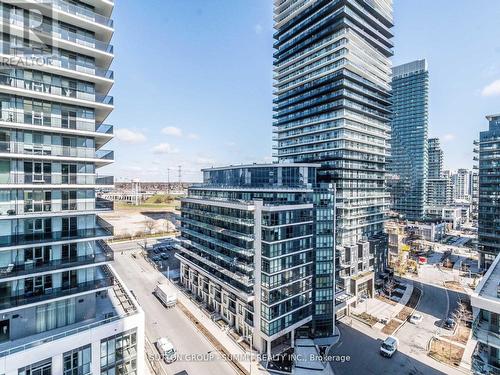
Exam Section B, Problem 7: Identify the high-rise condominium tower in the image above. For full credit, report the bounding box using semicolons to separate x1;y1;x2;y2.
176;164;336;356
477;114;500;269
273;0;393;301
427;138;452;206
389;59;428;220
0;2;144;374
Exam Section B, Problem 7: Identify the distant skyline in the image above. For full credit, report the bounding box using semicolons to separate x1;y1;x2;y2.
106;0;500;182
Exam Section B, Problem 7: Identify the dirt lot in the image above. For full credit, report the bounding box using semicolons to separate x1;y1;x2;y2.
382;319;401;335
429;338;464;367
102;203;179;238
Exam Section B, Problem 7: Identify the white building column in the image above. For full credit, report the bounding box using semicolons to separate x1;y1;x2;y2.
290;330;295;347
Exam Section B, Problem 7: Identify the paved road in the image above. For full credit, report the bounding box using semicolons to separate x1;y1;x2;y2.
111;248;235;375
329;264;466;375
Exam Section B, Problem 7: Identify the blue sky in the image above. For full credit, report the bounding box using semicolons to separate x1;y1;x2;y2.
105;0;500;182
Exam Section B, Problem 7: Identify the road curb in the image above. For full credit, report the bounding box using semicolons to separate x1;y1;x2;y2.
392;282;423;336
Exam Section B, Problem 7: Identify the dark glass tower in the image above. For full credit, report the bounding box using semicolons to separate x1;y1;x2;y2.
478;114;500;269
273;0;393;303
389;59;428;220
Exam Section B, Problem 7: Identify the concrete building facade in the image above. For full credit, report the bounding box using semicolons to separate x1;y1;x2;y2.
0;2;145;374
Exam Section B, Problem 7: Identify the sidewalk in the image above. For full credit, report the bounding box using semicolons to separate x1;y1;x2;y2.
158;278;267;374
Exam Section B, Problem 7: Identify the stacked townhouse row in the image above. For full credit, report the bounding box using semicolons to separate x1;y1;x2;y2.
175;164;338;356
0;1;144;374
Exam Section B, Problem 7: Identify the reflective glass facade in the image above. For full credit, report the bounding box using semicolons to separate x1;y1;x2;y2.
273;0;393;250
478;115;500;268
176;164;335;354
389;60;428;220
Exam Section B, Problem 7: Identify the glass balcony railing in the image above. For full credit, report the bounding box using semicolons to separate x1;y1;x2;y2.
0;141;113;162
96;175;114;186
32;0;114;28
0;275;114;310
0;221;113;249
96;197;114;211
0;42;114;80
0;74;113;106
4;13;114;53
96;124;114;135
0;240;113;280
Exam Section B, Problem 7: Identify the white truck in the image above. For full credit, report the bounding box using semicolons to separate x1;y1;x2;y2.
156;337;177;363
154;284;177;308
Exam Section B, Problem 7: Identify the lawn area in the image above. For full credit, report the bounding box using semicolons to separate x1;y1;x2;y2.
429;338;464;367
115;195;180;211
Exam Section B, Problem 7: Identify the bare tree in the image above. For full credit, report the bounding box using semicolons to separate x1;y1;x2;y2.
385;278;397;298
452;298;472;326
144;218;156;234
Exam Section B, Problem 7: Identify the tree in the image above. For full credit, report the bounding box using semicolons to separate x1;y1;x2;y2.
144;218;156;234
451;298;472;327
385;278;397;298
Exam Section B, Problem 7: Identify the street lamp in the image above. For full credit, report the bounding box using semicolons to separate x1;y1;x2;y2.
244;330;254;375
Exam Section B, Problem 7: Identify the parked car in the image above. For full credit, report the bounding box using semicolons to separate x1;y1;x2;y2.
161;253;169;260
153;248;161;254
409;313;423;324
380;336;399;358
152;255;161;262
444;318;456;329
156;337;177;363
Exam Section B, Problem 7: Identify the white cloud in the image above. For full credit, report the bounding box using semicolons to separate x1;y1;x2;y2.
254;24;263;34
187;133;200;140
152;143;179;154
481;79;500;97
225;141;236;147
195;157;217;165
443;133;456;142
115;129;146;144
161;126;183;137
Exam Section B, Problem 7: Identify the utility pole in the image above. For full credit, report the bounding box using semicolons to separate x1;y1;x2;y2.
178;165;182;189
166;168;170;194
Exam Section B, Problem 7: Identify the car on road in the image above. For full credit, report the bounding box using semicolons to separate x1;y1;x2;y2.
161;253;169;260
444;318;456;329
380;336;399;358
409;313;423;324
156;337;177;363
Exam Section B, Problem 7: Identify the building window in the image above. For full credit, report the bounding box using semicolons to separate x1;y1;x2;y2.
63;345;91;375
36;298;76;333
18;358;52;375
100;329;137;375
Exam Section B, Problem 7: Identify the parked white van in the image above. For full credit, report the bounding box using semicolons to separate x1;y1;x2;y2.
156;337;177;363
380;336;399;358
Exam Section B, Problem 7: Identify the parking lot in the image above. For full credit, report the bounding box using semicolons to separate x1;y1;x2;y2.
144;238;181;279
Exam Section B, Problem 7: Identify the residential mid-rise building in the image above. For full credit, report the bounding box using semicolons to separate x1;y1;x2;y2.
451;168;472;202
175;164;344;357
389;59;428;220
477;114;500;268
470;170;479;221
272;0;393;301
0;2;145;374
470;253;500;374
426;138;452;206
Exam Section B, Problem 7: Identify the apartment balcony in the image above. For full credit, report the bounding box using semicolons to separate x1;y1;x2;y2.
0;141;114;165
472;317;500;348
96;175;114;187
28;0;115;29
0;75;113;122
472;343;500;375
0;272;114;311
0;13;114;57
0;173;113;188
0;240;113;280
96;197;114;211
0;219;113;249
